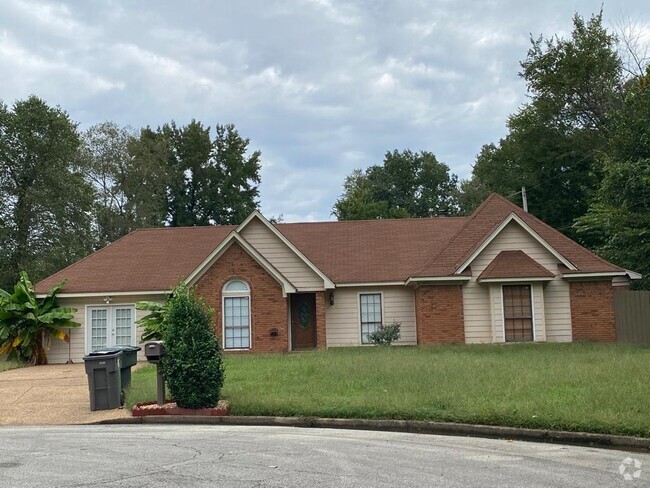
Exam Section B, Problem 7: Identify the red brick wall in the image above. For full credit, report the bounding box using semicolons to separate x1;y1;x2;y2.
315;291;327;348
569;280;616;342
415;285;465;344
194;242;288;353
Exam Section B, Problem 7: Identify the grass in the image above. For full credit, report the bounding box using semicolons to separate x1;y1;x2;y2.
0;359;24;372
125;343;650;437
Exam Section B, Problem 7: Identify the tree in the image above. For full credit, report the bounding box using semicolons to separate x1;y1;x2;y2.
333;150;459;220
162;284;224;409
0;96;95;290
129;121;262;227
163;120;213;226
80;122;136;246
460;11;625;242
209;124;261;225
0;272;80;365
125;127;170;229
575;70;650;289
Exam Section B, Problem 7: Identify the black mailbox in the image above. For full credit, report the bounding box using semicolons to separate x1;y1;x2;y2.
145;341;165;362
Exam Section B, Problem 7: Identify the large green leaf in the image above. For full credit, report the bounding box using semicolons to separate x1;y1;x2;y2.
0;271;79;365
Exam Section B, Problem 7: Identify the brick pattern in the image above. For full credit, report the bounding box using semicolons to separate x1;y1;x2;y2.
569;280;616;342
415;285;465;343
315;291;327;349
195;243;288;353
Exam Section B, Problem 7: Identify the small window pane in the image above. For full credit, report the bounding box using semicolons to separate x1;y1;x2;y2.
225;280;249;292
115;308;133;346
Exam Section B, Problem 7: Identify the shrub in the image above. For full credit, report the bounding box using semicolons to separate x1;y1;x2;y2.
162;284;224;409
0;272;79;365
368;321;401;346
136;300;169;342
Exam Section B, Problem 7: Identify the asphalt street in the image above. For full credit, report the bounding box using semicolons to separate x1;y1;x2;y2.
0;425;648;487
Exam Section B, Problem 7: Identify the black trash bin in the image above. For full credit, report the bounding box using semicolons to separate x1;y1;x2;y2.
112;345;142;390
91;346;142;390
83;349;123;411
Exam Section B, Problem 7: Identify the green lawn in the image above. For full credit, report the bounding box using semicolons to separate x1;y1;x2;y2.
125;343;650;437
0;359;24;372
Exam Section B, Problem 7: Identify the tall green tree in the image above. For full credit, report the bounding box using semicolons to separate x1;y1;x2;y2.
81;122;136;246
209;123;262;225
334;150;459;220
0;96;95;290
460;11;624;241
129;121;261;227
575;70;650;289
125;127;170;229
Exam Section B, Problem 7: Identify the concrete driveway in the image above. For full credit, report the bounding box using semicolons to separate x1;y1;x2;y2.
0;363;131;425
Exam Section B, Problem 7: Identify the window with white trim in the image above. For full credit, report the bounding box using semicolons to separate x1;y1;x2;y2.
503;285;533;342
360;293;382;344
87;305;135;352
223;280;251;349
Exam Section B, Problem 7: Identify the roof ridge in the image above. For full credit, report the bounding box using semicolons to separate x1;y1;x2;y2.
515;204;624;271
275;216;467;226
411;193;503;276
133;225;239;231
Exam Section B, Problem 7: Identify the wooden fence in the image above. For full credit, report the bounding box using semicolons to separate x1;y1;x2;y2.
614;290;650;345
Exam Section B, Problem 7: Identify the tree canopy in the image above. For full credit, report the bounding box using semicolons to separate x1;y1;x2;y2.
0;97;263;290
0;96;95;289
460;11;624;241
459;10;649;287
333;150;459;220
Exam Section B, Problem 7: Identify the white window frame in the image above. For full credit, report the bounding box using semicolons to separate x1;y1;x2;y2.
358;292;384;345
500;284;536;343
222;280;252;351
85;304;136;354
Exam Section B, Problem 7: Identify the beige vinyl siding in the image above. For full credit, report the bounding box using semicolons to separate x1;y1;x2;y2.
325;287;416;346
544;280;572;342
532;283;546;341
47;295;166;364
462;221;571;342
463;282;492;343
240;218;325;291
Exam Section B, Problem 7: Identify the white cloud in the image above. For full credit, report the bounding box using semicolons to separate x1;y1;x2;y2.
0;0;647;221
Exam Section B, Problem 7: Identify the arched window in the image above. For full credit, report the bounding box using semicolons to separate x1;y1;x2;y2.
222;280;250;350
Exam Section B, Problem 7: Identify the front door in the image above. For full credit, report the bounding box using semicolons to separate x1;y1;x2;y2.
291;294;317;350
87;305;136;352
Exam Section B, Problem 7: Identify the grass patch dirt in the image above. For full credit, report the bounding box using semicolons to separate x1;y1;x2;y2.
0;359;24;372
125;343;650;436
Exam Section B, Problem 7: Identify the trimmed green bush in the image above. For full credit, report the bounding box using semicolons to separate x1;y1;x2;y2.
162;284;224;409
368;321;401;346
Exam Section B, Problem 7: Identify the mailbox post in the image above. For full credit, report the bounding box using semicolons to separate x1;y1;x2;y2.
144;341;166;406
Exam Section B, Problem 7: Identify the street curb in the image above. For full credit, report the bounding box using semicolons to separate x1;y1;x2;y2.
97;415;650;452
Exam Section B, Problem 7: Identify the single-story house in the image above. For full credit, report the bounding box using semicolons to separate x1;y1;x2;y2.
35;193;639;363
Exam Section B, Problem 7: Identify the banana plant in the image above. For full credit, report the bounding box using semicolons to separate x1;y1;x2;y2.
0;272;80;365
136;300;169;342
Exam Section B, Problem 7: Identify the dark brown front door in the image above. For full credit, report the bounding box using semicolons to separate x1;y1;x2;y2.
291;293;317;350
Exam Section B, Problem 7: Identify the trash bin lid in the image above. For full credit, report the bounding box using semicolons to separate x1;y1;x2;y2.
111;345;142;352
87;348;123;356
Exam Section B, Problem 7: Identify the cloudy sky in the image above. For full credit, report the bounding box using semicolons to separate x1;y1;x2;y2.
1;1;648;221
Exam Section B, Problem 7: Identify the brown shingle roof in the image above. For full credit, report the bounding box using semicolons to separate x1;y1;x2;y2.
35;226;236;293
275;217;466;283
414;193;622;277
478;250;555;281
34;193;623;294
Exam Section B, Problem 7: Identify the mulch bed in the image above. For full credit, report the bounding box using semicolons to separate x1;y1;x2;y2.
132;400;229;417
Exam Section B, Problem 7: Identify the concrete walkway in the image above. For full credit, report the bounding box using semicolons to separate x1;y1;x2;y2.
0;363;132;425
